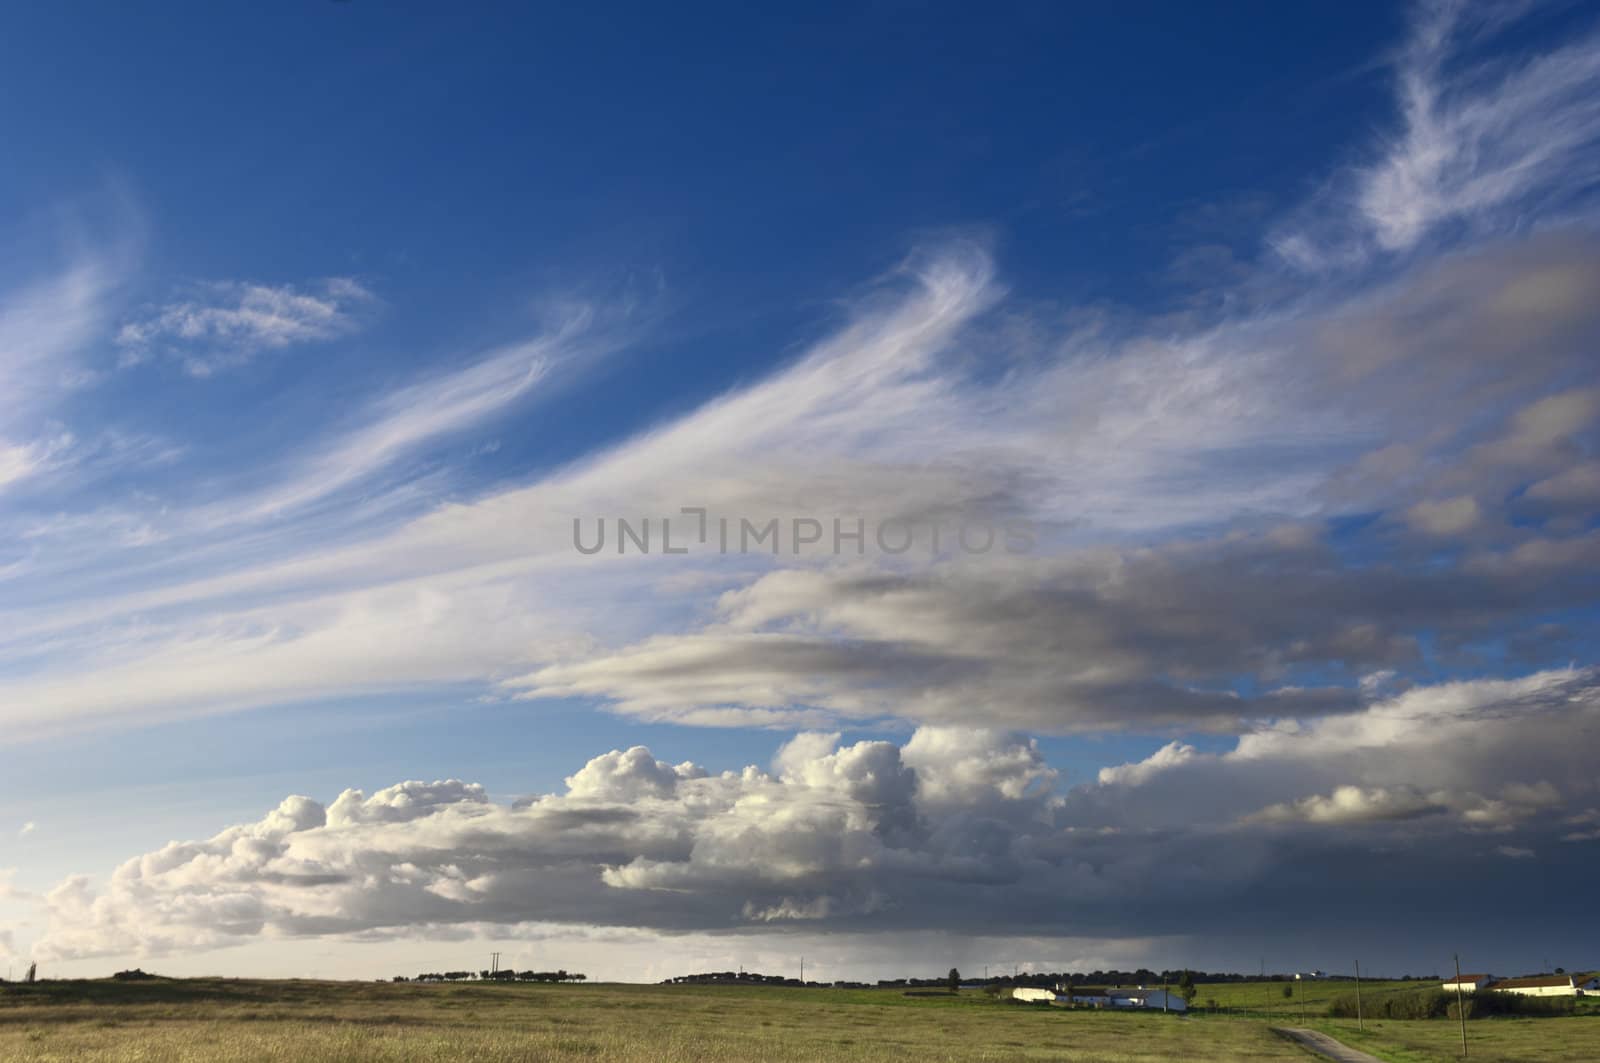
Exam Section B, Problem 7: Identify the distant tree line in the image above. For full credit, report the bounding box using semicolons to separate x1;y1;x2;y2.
660;967;1432;990
393;970;587;983
663;969;968;990
976;968;1420;988
663;971;827;987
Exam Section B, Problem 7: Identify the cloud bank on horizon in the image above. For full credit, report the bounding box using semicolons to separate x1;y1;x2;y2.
3;0;1600;976
31;669;1600;966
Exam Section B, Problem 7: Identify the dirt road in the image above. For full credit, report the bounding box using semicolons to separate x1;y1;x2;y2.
1275;1027;1385;1063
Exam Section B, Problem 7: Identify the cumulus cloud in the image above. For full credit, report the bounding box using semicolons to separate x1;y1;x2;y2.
1249;785;1447;825
29;671;1600;963
116;278;375;375
1098;742;1196;787
5;2;1599;976
563;747;708;802
31;728;1070;960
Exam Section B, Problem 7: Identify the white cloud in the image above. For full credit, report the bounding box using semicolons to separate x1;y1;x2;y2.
1277;1;1600;266
29;727;1069;961
0;241;125;499
191;322;586;527
116;278;375;376
2;5;1599;768
563;747;707;802
4;233;1599;742
1098;742;1197;787
26;670;1600;965
0;256;119;418
0;436;73;494
1249;785;1446;825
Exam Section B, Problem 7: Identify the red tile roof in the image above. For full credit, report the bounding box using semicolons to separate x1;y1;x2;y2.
1488;975;1572;989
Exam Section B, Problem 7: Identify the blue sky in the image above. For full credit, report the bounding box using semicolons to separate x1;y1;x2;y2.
3;1;1600;982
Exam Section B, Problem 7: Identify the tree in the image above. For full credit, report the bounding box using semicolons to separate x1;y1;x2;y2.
1282;983;1294;999
1178;970;1197;1005
948;968;961;992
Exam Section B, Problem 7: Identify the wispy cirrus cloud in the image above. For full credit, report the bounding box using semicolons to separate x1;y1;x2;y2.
2;226;1597;742
1275;0;1600;268
116;277;375;376
194;317;594;529
0;230;131;502
7;0;1600;980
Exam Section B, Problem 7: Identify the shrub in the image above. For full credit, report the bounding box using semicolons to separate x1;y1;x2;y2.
1327;988;1576;1020
1328;989;1449;1020
1467;992;1574;1018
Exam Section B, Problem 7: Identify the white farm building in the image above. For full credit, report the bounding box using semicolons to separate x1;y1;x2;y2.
1099;988;1188;1012
1441;974;1491;992
1012;986;1187;1012
1486;974;1585;997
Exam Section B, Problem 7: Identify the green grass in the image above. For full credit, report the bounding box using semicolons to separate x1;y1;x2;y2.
1185;978;1421;1017
0;977;1306;1062
4;977;1597;1061
1308;1015;1600;1063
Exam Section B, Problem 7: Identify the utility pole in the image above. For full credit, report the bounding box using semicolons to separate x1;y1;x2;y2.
800;956;804;984
1355;959;1364;1031
1298;975;1305;1024
1454;954;1468;1059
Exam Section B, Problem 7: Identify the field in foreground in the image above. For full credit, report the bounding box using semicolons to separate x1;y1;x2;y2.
1307;1015;1600;1063
1;978;1304;1062
3;978;1598;1062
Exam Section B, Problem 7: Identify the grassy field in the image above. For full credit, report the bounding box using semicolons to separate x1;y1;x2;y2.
3;977;1598;1061
1185;978;1420;1016
1308;1016;1600;1063
0;977;1307;1062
